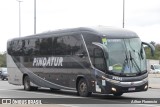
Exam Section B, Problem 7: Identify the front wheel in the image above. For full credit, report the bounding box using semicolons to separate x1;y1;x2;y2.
77;78;92;97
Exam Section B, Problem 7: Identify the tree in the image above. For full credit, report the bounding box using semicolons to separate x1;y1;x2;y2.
0;52;6;67
145;43;160;60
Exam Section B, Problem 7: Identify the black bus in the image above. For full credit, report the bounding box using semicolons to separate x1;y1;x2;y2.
7;26;155;97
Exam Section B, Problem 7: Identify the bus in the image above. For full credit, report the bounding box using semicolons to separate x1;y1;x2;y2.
7;26;155;97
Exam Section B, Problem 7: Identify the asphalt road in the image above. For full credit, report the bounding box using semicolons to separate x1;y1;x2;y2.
0;80;159;107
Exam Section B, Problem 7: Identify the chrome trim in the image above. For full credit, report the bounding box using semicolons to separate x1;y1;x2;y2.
119;77;148;87
102;75;148;87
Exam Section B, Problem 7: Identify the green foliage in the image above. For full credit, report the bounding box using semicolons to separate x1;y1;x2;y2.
0;52;6;67
145;44;160;60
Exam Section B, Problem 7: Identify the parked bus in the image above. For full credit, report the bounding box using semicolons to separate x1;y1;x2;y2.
7;26;155;97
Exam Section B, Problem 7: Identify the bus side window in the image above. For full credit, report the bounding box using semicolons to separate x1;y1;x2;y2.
12;41;19;56
93;48;106;72
40;38;52;55
67;35;85;56
53;34;85;56
54;36;66;55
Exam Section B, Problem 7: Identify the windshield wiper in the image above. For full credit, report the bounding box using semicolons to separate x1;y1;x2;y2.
129;51;141;74
128;39;142;73
122;39;130;74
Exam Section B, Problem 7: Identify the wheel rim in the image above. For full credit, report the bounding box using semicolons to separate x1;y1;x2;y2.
79;82;87;93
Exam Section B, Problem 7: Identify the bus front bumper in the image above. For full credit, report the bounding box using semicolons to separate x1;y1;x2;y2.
94;77;148;94
106;81;148;94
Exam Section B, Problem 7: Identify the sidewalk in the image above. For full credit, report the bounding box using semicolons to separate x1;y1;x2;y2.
148;74;160;89
148;73;160;78
149;83;160;89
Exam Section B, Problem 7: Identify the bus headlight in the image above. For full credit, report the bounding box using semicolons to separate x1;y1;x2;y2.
112;87;117;92
144;85;148;89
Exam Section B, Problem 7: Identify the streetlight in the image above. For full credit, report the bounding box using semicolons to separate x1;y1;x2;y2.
122;0;125;28
17;0;23;37
34;0;36;34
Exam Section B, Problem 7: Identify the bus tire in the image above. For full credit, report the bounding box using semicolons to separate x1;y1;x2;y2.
113;92;123;96
78;78;92;97
24;75;35;91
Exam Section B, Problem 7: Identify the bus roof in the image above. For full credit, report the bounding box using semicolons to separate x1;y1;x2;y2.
10;26;139;41
83;26;138;39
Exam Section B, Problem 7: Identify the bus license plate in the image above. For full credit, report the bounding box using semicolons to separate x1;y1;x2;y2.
128;87;135;91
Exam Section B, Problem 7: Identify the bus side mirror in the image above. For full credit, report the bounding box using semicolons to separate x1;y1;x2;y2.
142;42;155;57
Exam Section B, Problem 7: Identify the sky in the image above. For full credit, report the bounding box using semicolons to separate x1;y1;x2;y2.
0;0;160;52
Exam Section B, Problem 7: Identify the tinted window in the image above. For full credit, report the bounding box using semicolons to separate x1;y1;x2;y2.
10;40;22;56
7;41;13;55
19;38;40;56
39;38;52;55
65;35;85;55
53;34;85;56
83;33;102;66
54;36;66;55
93;48;106;72
83;33;101;57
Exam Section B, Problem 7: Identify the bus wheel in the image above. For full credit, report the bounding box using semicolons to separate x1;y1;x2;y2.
78;78;92;97
113;92;123;96
24;76;32;91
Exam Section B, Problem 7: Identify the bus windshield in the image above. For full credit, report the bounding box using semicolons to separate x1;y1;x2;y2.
105;38;147;76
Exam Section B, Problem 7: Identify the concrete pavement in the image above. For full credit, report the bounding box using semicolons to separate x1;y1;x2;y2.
148;74;160;89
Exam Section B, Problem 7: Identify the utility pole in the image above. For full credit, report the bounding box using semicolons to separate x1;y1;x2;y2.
34;0;36;34
122;0;125;28
17;0;23;37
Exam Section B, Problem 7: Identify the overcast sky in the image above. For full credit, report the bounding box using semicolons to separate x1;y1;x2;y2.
0;0;160;52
